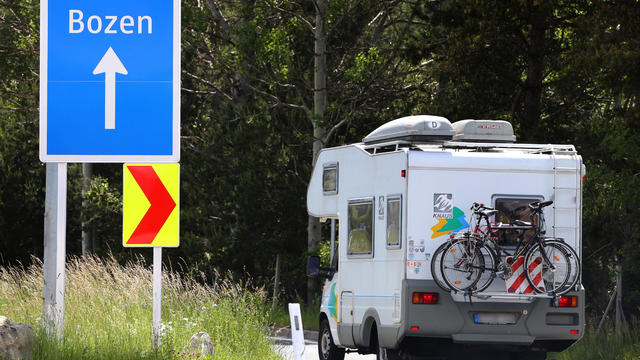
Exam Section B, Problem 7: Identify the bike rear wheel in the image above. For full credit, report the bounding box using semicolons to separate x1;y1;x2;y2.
440;237;485;292
524;240;580;295
472;243;497;293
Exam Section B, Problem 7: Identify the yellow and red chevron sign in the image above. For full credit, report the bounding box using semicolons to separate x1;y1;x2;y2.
123;164;179;247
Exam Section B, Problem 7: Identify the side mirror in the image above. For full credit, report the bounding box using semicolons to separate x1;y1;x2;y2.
307;256;321;277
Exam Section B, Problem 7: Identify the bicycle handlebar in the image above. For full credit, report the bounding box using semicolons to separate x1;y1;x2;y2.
471;202;494;211
471;202;498;217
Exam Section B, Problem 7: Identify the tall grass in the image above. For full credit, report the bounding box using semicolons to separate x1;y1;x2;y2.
0;255;281;359
550;320;640;360
268;298;320;332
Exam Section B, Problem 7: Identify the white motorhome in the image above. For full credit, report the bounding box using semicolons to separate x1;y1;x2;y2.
307;115;584;360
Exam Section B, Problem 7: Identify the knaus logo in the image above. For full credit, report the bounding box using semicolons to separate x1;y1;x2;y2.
433;193;453;218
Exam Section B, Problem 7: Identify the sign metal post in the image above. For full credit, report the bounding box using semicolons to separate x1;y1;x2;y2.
153;247;162;349
43;163;67;339
123;163;179;349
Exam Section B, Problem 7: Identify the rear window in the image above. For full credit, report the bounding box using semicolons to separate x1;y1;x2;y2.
494;196;542;246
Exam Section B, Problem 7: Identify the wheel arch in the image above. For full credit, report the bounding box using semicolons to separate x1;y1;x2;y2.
359;307;381;348
319;311;329;328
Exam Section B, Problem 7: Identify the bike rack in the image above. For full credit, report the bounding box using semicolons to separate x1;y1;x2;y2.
447;287;559;304
467;291;555;300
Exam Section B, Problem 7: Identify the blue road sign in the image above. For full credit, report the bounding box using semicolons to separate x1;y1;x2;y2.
40;0;180;162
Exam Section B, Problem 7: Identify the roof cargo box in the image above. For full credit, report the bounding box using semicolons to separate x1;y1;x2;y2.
452;120;516;143
363;115;454;144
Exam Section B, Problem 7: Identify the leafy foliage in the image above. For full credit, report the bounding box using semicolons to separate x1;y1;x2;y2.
1;0;640;319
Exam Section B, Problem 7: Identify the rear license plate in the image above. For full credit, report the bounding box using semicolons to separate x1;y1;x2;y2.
473;312;518;325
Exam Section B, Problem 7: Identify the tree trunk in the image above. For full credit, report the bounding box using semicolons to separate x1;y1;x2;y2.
81;163;93;258
307;0;328;306
272;253;281;308
522;14;546;136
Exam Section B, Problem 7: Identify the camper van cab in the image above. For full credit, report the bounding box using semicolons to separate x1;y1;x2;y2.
307;115;585;360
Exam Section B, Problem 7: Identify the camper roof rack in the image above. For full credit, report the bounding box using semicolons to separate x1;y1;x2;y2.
362;140;415;154
362;115;454;145
438;142;576;155
528;144;577;155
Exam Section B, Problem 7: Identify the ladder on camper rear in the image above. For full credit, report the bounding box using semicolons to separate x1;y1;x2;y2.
530;145;581;259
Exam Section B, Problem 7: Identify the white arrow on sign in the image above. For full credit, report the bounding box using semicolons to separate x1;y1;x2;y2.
93;47;128;130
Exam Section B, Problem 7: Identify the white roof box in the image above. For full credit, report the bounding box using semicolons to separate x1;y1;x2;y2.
363;115;454;144
451;120;516;143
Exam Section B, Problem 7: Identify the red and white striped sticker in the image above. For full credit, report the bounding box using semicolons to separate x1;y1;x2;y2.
505;256;545;294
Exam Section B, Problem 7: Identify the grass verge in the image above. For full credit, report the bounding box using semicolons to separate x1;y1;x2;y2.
268;299;320;332
549;320;640;360
0;255;281;359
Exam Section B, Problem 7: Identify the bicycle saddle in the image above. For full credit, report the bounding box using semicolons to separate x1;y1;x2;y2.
481;209;498;216
529;200;553;210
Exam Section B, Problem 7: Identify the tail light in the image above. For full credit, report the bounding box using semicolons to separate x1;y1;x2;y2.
557;295;578;307
412;292;438;304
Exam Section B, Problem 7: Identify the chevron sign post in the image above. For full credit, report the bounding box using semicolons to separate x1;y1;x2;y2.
123;163;179;349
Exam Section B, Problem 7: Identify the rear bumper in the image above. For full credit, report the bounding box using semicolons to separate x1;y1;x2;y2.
395;279;584;351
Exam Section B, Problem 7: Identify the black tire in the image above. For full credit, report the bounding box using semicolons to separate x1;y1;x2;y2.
379;347;402;360
318;319;345;360
471;242;497;293
371;325;402;360
440;237;485;291
431;242;452;291
433;236;496;293
524;240;579;295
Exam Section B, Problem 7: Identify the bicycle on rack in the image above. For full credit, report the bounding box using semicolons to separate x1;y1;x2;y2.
435;201;580;296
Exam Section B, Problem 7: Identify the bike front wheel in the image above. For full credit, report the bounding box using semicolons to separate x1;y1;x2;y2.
431;241;453;291
440;237;486;292
524;240;580;295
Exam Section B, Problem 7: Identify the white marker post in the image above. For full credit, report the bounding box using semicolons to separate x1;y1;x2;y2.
93;47;128;130
152;247;162;349
288;303;305;360
43;163;67;340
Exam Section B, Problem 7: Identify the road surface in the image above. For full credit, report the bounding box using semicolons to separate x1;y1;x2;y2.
271;337;375;360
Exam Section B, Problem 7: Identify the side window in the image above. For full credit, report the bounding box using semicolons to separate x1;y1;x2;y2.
347;199;374;257
494;196;542;246
386;195;402;248
323;163;338;194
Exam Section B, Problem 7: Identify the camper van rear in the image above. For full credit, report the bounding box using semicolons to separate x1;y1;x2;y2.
307;116;584;360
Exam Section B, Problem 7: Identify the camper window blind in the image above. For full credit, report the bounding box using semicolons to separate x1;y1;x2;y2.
386;195;402;248
322;163;338;194
347;199;374;257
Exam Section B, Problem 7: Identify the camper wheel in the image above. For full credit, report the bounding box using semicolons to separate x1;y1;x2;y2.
318;318;345;360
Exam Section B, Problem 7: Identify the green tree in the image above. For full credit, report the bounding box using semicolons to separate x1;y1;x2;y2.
180;0;428;301
405;0;591;142
0;0;45;265
568;0;640;318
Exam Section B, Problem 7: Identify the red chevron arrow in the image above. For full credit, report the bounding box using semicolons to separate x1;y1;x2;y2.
126;166;176;245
